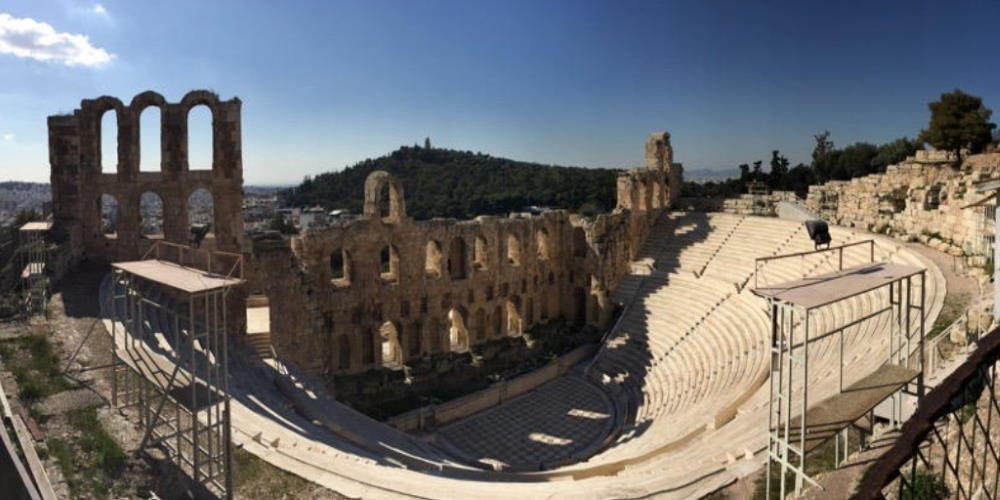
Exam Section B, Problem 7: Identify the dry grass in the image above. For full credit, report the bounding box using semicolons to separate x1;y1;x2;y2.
233;448;348;500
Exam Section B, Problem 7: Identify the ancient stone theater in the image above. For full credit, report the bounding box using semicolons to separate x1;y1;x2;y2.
41;90;997;499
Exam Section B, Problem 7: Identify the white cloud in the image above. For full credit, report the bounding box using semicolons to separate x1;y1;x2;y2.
92;4;107;15
2;134;14;141
0;13;114;67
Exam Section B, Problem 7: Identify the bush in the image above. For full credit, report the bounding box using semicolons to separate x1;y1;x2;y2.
900;468;949;500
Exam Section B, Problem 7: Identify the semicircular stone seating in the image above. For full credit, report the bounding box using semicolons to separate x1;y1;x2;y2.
95;210;945;500
580;211;943;473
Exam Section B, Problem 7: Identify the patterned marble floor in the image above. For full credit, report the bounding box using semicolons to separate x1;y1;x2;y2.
436;376;614;469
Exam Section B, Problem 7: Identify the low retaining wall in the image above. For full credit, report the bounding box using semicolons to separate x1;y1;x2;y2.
387;343;597;432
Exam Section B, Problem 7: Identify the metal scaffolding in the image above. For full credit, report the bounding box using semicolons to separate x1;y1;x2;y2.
109;242;243;498
18;221;51;314
753;249;926;498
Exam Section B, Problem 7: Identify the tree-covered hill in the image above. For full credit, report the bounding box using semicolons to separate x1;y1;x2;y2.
282;146;622;220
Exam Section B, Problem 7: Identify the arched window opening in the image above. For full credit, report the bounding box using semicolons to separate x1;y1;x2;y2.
536;228;550;261
362;330;375;365
139;106;161;172
377;183;392;219
139;192;164;238
506;234;521;266
246;293;270;350
492;306;503;338
338;335;351;370
100;111;118;174
380;245;399;283
431;317;446;353
425;240;443;278
448;308;469;352
448;237;467;280
526;298;535;325
473;235;488;270
473;309;486;344
506;297;523;336
331;248;350;284
98;194;119;238
652;181;664;208
573;227;588;258
380;322;403;369
187;188;214;246
409;321;422;357
574;287;587;326
187;104;213;170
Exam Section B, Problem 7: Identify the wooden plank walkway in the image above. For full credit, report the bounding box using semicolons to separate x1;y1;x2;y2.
783;364;919;454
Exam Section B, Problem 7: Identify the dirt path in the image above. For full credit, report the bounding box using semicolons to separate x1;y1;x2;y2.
902;242;980;305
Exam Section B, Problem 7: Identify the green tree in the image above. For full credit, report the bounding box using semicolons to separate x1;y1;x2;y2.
811;131;837;181
768;150;790;188
872;137;920;172
838;142;879;179
268;214;297;235
785;164;816;197
812;130;834;164
919;89;996;162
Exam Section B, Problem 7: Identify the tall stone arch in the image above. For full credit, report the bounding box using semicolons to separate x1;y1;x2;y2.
363;170;406;223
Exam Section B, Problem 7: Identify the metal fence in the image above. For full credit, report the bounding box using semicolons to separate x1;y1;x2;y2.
853;326;1000;499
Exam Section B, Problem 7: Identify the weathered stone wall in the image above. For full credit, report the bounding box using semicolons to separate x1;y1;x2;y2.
45;91;686;388
677;190;800;215
805;153;1000;262
48;90;245;263
252;132;683;377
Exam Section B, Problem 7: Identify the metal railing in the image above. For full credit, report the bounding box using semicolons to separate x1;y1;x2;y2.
852;326;1000;499
753;239;876;289
142;240;244;280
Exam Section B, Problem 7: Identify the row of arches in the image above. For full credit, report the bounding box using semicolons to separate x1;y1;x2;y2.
98;188;214;237
635;177;668;212
99;103;213;174
329;227;591;285
362;299;527;369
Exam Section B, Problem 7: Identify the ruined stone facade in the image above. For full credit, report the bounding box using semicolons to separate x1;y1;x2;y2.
805;152;1000;262
45;90;684;391
48;90;245;263
250;133;682;377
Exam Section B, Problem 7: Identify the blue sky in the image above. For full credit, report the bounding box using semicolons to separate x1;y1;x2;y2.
0;0;998;184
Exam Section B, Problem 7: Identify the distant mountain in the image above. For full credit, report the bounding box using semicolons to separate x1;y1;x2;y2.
282;146;622;220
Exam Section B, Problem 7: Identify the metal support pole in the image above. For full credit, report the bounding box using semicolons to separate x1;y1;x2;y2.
798;308;809;495
995;192;1000;321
